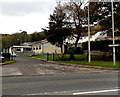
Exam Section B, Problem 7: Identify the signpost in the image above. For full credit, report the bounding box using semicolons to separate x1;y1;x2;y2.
108;44;120;65
108;44;120;47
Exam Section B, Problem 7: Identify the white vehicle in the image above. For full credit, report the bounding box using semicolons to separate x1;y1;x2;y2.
10;52;16;57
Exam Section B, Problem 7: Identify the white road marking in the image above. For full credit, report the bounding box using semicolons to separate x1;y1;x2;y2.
73;89;119;95
24;90;82;95
1;67;22;76
24;88;119;95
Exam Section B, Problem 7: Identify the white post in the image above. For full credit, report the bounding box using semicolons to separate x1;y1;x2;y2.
111;0;116;65
88;1;91;63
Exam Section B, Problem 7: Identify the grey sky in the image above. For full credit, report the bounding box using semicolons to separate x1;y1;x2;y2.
0;0;89;34
1;2;55;16
0;0;56;34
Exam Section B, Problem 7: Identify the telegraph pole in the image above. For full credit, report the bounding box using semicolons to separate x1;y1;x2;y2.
111;0;116;65
88;1;91;63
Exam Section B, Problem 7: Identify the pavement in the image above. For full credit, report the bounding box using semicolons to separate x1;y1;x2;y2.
1;56;118;77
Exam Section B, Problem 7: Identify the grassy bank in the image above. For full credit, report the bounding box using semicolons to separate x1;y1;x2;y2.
0;60;16;65
58;60;120;67
4;60;16;64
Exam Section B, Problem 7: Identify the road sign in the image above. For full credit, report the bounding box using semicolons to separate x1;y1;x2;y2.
108;44;120;47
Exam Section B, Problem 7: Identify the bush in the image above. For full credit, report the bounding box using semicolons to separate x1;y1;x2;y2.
67;47;83;54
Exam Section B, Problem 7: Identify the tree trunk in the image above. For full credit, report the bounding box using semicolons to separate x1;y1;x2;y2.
75;35;80;49
60;45;64;58
69;35;80;60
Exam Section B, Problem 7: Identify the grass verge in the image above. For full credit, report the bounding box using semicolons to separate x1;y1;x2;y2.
20;54;120;67
0;60;16;65
58;60;120;67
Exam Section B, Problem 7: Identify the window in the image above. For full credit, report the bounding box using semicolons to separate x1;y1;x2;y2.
39;46;41;49
33;47;36;50
16;48;21;51
44;44;48;47
36;47;38;50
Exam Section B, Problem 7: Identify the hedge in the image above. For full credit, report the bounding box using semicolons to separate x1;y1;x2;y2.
82;40;120;60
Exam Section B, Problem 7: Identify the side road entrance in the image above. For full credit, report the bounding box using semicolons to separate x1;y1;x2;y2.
1;56;114;77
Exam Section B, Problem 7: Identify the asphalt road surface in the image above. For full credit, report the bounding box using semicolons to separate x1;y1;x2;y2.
2;72;118;95
2;56;113;76
1;56;119;96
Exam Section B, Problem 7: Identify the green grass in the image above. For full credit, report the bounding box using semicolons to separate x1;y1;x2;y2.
20;54;120;67
31;54;62;60
58;60;120;67
20;54;86;60
4;60;16;64
20;55;31;57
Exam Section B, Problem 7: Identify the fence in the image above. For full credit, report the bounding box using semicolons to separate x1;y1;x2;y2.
34;53;62;61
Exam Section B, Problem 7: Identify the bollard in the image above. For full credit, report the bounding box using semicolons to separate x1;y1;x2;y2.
52;53;55;61
46;53;49;61
11;52;13;60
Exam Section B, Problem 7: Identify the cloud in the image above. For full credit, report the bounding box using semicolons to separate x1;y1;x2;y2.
0;1;56;16
0;0;57;34
0;12;51;34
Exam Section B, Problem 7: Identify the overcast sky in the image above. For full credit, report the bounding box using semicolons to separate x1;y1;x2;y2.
0;0;57;34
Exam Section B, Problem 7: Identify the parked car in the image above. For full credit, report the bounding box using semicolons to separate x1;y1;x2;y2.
0;56;4;63
10;52;16;57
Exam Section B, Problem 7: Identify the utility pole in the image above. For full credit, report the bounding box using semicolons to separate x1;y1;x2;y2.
111;0;116;65
88;1;91;63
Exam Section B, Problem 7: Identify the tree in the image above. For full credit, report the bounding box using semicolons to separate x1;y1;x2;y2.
64;1;88;48
2;34;11;49
58;0;88;59
89;2;120;35
30;31;45;42
43;3;72;55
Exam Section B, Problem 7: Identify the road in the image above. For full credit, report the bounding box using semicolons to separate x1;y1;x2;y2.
2;72;118;95
2;56;112;76
1;56;119;96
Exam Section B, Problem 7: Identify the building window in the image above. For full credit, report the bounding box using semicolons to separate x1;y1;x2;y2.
39;46;41;49
16;48;21;51
33;47;36;50
36;47;38;50
44;44;48;47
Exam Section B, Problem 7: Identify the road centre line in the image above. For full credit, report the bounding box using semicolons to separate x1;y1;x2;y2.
73;88;119;95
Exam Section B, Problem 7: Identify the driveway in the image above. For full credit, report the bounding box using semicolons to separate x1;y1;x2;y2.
1;56;115;77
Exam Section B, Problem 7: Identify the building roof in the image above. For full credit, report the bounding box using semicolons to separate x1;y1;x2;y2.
65;31;107;44
12;45;31;48
31;39;48;45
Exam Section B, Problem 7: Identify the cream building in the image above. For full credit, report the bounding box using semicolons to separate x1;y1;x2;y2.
31;40;62;54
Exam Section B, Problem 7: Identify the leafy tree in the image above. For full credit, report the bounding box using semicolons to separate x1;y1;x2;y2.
43;3;72;55
89;2;120;35
30;31;45;42
63;1;88;48
2;34;11;49
57;0;88;59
